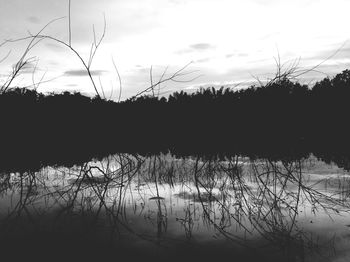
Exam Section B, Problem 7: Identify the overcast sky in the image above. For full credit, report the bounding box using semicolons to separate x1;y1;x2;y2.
0;0;350;100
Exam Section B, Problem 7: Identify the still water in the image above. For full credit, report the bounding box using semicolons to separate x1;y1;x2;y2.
0;154;350;261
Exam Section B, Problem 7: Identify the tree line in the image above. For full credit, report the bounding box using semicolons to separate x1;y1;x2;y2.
1;69;350;171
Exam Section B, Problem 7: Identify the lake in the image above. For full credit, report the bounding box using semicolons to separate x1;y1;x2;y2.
0;153;349;262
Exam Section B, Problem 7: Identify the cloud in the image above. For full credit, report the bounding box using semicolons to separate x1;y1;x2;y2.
45;43;66;52
26;16;41;24
168;0;185;5
189;43;215;50
247;58;271;64
195;57;211;63
47;60;60;66
259;32;280;40
252;0;283;6
12;61;40;74
175;43;216;54
311;46;350;61
226;53;249;59
295;45;350;73
174;49;192;55
63;69;107;77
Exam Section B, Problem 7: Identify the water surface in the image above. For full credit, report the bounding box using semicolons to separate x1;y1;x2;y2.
0;154;349;261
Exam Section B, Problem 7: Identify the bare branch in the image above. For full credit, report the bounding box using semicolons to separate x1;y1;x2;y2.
293;41;347;78
131;62;201;99
150;65;154;96
111;57;122;102
98;76;106;99
68;0;72;46
1;17;65;93
0;50;11;64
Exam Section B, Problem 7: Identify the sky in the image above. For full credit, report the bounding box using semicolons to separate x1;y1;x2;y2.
0;0;350;100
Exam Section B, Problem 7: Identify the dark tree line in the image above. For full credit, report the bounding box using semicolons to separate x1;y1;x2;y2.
1;69;350;171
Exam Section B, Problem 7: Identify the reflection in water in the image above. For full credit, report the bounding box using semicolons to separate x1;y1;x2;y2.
0;154;349;261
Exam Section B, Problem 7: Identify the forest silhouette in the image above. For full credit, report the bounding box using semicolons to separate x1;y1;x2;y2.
1;69;350;172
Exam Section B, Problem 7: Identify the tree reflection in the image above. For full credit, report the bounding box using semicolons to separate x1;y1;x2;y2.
0;154;347;261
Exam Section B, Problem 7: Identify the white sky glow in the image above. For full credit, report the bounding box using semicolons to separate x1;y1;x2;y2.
0;0;349;100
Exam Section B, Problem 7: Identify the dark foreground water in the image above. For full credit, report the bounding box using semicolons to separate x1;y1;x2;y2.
1;154;350;262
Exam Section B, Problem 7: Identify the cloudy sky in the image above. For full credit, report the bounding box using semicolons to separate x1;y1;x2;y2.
0;0;350;100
